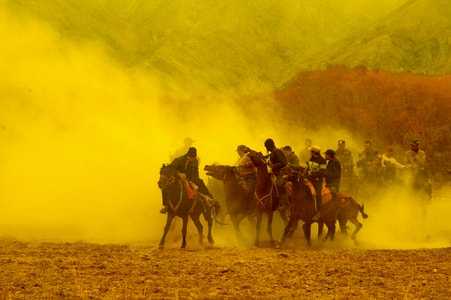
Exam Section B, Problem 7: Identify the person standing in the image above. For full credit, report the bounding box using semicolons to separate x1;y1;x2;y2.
282;145;300;166
169;137;195;161
404;139;430;194
236;145;257;204
404;140;426;171
299;138;313;167
307;145;326;220
335;140;354;179
324;149;341;192
381;145;406;184
356;141;379;181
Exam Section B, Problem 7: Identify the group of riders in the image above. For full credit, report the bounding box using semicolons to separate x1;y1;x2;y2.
160;137;430;218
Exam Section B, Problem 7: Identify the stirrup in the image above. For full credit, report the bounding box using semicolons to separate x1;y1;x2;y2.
311;212;320;221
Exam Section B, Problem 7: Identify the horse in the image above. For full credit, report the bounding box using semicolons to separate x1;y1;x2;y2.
204;164;255;238
246;149;288;246
278;165;342;247
157;164;215;249
336;192;368;240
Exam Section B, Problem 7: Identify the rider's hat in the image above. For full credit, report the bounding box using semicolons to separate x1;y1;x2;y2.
187;147;197;157
309;145;321;153
324;149;335;156
236;145;247;152
338;140;345;145
410;139;420;145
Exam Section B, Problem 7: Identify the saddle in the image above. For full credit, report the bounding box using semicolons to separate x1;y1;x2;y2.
306;181;333;204
181;179;197;200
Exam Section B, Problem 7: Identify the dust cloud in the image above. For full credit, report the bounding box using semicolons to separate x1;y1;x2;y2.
1;2;449;250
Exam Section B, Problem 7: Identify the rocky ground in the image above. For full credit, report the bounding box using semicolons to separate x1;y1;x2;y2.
0;235;449;299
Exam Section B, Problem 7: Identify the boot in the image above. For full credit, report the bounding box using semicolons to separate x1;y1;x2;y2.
160;206;168;214
311;211;321;221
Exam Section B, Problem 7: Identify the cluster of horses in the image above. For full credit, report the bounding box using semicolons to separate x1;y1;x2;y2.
157;149;368;249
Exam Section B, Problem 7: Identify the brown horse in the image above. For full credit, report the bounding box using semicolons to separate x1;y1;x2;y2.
278;165;342;247
204;164;255;237
246;149;287;246
337;192;368;240
158;164;215;249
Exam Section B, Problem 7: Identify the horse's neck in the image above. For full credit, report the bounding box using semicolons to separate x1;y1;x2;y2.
165;179;183;197
255;166;272;188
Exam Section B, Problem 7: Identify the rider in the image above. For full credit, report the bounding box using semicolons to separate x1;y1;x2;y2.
324;149;341;193
307;145;327;221
161;147;215;214
356;140;379;183
335;140;354;179
236;144;257;204
299;138;313;167
404;139;429;191
264;138;288;210
282;145;300;166
381;145;406;184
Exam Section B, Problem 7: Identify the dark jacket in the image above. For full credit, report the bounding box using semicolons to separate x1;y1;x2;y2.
325;158;342;185
269;148;287;175
170;155;199;181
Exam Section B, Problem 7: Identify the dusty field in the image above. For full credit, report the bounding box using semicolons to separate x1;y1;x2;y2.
0;236;449;300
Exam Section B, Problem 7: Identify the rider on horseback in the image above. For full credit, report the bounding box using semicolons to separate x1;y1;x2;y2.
236;145;257;204
161;147;215;214
324;149;342;192
264;138;288;210
307;145;327;221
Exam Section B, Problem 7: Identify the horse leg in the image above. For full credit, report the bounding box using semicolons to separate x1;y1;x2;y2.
255;210;263;246
339;217;348;236
231;213;247;240
326;221;336;241
317;221;324;238
202;209;214;245
159;213;175;249
181;216;189;249
190;213;204;246
302;222;312;246
349;218;362;240
279;208;289;227
278;217;299;248
267;210;275;244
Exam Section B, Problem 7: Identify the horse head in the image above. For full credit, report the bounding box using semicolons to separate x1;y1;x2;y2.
158;164;177;189
246;148;268;167
204;164;235;180
282;164;308;183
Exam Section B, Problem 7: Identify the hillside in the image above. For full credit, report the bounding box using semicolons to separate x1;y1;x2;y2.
2;0;406;95
304;0;451;75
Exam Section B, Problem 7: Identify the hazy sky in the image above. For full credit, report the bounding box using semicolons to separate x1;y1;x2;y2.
1;1;449;249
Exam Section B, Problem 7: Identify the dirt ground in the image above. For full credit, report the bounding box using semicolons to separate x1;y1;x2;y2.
0;235;449;300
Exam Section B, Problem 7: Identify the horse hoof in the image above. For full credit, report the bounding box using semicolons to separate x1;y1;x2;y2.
158;244;164;250
208;238;215;245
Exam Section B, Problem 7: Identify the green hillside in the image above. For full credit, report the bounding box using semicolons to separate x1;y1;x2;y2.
3;0;407;95
305;0;451;75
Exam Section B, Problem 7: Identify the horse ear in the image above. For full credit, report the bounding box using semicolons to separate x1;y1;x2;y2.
162;163;166;167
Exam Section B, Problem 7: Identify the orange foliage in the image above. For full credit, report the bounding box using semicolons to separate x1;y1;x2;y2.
266;65;451;178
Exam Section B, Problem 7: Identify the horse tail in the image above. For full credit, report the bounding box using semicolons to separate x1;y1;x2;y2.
360;203;368;219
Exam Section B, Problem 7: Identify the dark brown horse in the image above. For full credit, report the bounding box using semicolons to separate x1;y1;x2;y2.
158;164;215;249
246;149;285;246
204;164;255;237
337;192;368;240
279;165;342;247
